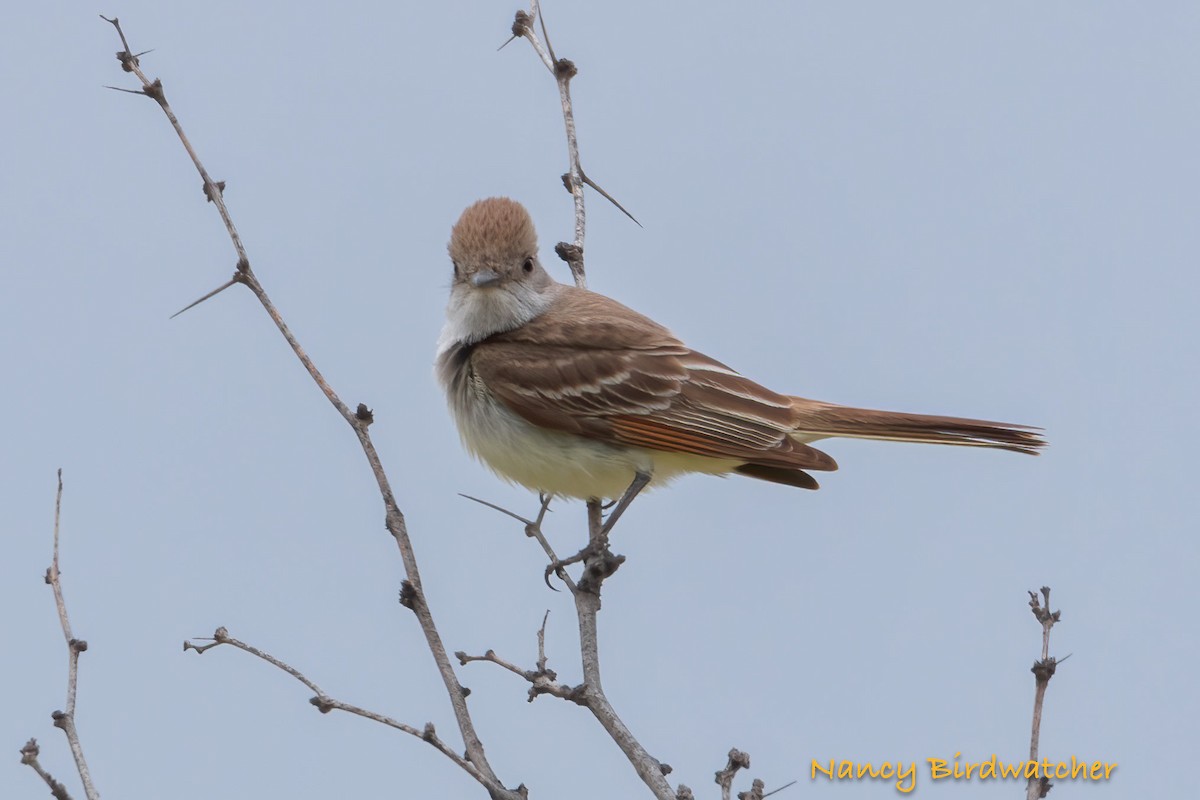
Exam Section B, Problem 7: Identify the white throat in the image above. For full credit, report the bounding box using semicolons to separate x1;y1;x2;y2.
437;281;560;354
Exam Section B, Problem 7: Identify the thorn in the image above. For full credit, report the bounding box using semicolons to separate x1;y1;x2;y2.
169;276;240;319
762;779;798;798
457;493;535;527
497;34;518;51
581;171;641;227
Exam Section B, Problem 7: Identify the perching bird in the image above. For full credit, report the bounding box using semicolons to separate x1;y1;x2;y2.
436;197;1042;519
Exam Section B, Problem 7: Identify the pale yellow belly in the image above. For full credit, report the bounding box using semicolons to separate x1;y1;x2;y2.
452;388;740;499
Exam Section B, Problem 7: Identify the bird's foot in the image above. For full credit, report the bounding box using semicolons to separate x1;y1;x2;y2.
542;538;625;591
543;540;599;589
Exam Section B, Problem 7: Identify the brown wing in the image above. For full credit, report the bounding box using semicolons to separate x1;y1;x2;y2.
470;287;837;476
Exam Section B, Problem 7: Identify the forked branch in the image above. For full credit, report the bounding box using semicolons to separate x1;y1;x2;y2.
464;494;679;800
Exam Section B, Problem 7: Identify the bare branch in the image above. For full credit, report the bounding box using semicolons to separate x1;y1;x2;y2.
738;779;766;800
1025;586;1063;800
100;16;249;274
102;19;523;800
35;471;100;800
455;645;579;704
509;1;638;288
553;498;671;798
715;748;751;800
456;648;531;680
19;739;74;800
456;611;592;705
182;627;492;786
535;610;551;674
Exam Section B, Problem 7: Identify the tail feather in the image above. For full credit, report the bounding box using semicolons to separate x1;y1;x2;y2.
789;399;1045;456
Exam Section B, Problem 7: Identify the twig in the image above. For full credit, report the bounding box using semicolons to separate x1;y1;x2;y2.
183;628;491;788
535;610;550;674
1025;586;1062;800
33;471;100;800
456;648;532;681
738;780;765;800
101;18;521;800
19;739;73;800
455;640;579;705
509;1;639;289
715;748;751;800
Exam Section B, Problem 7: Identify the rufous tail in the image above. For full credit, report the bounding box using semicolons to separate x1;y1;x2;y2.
788;399;1045;456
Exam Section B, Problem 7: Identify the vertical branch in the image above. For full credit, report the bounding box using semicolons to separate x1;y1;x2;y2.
715;749;751;800
555;53;586;282
511;1;641;289
43;470;100;800
548;501;673;799
1025;586;1062;800
511;1;587;288
505;6;667;796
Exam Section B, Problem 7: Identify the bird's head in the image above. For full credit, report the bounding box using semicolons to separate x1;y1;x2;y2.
442;197;558;344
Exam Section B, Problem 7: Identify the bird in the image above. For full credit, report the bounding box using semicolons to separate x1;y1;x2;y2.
436;197;1043;526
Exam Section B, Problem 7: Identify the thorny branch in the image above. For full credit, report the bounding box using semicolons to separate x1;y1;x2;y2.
102;10;776;800
1025;586;1063;800
467;492;785;800
101;16;522;800
508;0;638;289
22;472;99;800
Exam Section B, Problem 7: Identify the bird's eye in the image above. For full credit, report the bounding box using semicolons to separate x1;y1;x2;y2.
522;258;534;274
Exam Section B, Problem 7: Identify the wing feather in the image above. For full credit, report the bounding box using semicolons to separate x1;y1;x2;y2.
471;288;837;475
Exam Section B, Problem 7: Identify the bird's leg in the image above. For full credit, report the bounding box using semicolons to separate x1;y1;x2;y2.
542;472;650;590
527;492;553;537
599;471;651;537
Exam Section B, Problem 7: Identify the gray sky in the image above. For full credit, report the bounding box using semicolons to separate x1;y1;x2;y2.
4;2;1196;797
